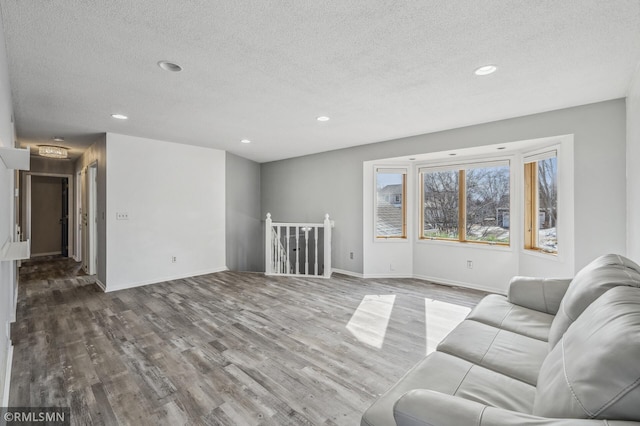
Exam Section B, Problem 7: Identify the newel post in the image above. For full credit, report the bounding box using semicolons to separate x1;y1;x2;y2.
265;213;272;275
323;214;332;278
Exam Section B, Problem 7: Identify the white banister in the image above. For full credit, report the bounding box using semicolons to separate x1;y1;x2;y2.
304;227;309;275
265;213;334;279
265;213;272;274
323;214;332;278
314;226;318;276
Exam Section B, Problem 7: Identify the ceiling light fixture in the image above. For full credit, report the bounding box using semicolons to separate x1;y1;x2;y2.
316;116;330;122
240;139;251;144
39;145;68;159
474;65;497;76
449;153;457;156
158;60;183;72
111;113;128;120
52;136;64;142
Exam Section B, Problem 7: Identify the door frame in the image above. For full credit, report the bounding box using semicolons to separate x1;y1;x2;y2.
74;169;82;262
84;162;98;275
24;172;74;258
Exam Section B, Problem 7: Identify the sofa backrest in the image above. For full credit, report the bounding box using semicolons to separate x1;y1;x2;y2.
547;254;640;348
534;286;640;420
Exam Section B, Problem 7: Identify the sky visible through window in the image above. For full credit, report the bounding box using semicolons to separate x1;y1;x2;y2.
377;173;402;188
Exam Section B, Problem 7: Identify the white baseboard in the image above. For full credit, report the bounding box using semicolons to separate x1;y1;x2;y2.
94;279;106;291
332;268;364;278
362;273;414;279
105;266;228;293
413;274;505;295
2;345;13;406
30;251;62;257
330;268;364;278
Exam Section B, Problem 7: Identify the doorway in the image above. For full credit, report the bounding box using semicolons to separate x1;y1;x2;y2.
25;173;74;258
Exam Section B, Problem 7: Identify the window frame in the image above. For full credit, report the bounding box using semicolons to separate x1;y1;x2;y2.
418;159;511;246
523;149;558;255
374;167;408;240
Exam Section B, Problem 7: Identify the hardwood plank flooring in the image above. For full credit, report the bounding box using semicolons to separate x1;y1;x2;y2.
10;259;487;425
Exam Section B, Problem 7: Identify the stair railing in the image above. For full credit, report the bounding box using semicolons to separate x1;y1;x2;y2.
265;213;333;278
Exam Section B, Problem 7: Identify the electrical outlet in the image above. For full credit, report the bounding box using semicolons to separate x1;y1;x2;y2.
467;260;473;269
349;252;354;260
116;212;129;220
171;256;177;263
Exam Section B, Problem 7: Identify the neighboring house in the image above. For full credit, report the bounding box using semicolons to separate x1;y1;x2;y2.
378;184;403;207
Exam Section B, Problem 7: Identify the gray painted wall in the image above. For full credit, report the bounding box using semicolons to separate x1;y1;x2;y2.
226;152;263;272
261;99;627;274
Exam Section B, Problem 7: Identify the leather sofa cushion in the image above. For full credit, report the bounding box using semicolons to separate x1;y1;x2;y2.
534;286;640;420
548;254;640;348
361;351;535;426
466;294;554;341
438;319;548;385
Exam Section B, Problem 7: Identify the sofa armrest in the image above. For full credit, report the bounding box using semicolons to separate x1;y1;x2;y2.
393;389;637;426
507;276;572;314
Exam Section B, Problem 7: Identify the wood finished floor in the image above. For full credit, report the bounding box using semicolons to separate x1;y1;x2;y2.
10;259;487;426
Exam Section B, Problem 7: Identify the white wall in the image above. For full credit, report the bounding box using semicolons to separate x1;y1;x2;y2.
627;66;640;263
0;15;16;405
105;134;226;291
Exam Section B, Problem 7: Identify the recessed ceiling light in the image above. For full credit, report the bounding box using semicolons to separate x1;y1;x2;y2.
158;60;183;72
240;139;251;144
497;147;506;150
111;114;128;120
449;153;457;156
409;158;416;161
474;65;497;76
316;116;330;122
52;136;64;142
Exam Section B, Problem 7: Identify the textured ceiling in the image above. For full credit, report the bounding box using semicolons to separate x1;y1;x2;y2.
1;0;640;163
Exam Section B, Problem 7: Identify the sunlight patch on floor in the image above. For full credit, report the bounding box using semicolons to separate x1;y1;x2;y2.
346;295;396;348
425;299;471;355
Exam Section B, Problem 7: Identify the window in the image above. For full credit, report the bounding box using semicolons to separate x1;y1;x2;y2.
420;161;510;245
375;168;407;238
524;151;557;254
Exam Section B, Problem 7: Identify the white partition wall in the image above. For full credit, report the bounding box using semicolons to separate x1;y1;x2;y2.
105;134;226;291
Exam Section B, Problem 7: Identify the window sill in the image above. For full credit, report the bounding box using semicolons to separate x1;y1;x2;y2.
374;237;410;243
416;238;513;252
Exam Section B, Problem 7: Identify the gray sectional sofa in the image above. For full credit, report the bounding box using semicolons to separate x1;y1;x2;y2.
361;254;640;426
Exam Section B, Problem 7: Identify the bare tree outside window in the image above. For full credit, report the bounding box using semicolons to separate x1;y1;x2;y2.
421;163;510;244
537;157;557;252
466;165;510;243
422;170;459;239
